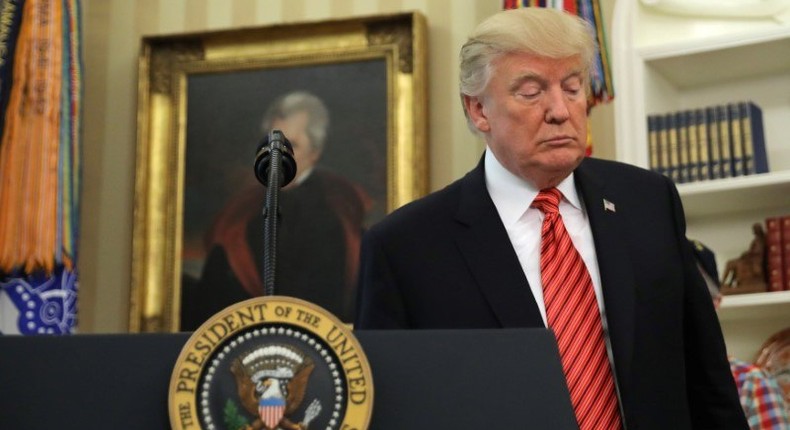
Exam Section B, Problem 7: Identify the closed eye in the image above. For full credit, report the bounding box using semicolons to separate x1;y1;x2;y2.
562;75;583;97
516;90;541;100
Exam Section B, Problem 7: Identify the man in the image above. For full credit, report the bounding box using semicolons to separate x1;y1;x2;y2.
355;8;747;429
182;91;369;329
691;239;790;430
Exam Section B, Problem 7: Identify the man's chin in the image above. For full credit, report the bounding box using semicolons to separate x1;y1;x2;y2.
540;151;584;173
522;155;583;187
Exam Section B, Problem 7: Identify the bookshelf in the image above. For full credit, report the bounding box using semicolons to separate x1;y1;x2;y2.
612;2;790;361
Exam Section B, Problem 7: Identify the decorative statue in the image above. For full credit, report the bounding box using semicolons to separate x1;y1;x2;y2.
720;223;768;295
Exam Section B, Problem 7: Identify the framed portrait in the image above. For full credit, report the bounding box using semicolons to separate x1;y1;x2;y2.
130;13;428;332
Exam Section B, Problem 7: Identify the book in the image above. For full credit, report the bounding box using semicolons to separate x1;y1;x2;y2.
658;114;671;180
706;106;721;180
715;105;732;178
727;103;744;177
765;217;785;292
676;111;690;183
695;108;710;181
647;115;662;175
665;112;680;183
738;101;770;175
686;109;700;183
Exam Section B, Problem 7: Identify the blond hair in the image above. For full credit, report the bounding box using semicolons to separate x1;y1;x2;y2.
459;8;597;132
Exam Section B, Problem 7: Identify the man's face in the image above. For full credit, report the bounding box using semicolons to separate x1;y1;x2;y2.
271;111;320;183
464;52;588;188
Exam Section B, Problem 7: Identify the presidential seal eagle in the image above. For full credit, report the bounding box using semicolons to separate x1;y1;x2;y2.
230;344;322;430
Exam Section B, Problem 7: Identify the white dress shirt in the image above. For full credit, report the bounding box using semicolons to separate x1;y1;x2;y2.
483;150;606;326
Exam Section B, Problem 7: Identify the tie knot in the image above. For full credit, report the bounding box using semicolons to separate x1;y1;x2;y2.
532;188;561;214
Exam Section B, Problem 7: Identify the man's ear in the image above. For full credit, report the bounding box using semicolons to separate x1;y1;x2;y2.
462;94;490;132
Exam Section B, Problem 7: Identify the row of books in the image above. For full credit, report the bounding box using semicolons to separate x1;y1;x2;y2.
646;101;769;184
766;215;790;292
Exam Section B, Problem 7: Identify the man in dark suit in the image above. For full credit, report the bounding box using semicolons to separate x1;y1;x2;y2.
354;8;747;430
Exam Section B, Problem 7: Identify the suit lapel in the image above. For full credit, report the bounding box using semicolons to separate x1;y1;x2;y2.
454;159;544;328
574;159;636;386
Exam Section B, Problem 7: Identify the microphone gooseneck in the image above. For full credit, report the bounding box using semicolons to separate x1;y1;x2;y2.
255;130;297;296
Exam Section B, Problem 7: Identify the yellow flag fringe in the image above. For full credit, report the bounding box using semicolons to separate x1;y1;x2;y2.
0;0;64;274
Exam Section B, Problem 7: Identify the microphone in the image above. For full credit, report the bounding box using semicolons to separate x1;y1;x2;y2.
254;130;297;187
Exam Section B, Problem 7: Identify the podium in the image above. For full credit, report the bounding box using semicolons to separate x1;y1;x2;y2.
0;328;577;429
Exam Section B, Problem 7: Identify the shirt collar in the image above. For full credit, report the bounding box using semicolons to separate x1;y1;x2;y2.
484;149;582;227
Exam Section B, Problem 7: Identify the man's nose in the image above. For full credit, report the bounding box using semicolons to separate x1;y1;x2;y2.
543;88;571;124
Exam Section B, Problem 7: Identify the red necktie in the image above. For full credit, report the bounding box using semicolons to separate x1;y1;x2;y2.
532;188;622;430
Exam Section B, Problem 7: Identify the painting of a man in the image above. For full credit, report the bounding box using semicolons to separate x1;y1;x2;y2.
179;59;387;330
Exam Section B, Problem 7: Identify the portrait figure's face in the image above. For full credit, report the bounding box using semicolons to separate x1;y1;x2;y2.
271;110;321;184
464;52;588;186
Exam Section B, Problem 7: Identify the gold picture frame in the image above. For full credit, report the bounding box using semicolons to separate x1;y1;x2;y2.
130;12;428;333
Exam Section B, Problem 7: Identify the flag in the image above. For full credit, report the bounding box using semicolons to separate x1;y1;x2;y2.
0;0;82;335
503;0;614;155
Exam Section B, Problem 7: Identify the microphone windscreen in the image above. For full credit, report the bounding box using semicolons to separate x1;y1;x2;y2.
254;131;297;187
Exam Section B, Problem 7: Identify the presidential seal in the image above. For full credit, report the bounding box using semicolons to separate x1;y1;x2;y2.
169;296;373;430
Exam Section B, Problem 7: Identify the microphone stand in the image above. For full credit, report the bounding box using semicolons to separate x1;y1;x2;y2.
262;130;287;297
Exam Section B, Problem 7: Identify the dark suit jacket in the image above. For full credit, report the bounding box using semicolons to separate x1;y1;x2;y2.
355;155;747;429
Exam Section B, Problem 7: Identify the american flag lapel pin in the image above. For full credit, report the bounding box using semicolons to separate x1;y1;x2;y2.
603;199;616;213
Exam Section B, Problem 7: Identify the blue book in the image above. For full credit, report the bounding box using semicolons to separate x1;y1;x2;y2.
665;112;680;183
685;109;700;183
727;103;744;177
738;101;769;174
657;114;671;179
647;115;662;175
706;106;721;180
715;105;732;178
675;111;690;183
694;108;711;181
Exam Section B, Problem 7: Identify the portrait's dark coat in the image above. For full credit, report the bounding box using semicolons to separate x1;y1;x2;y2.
181;168;368;330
